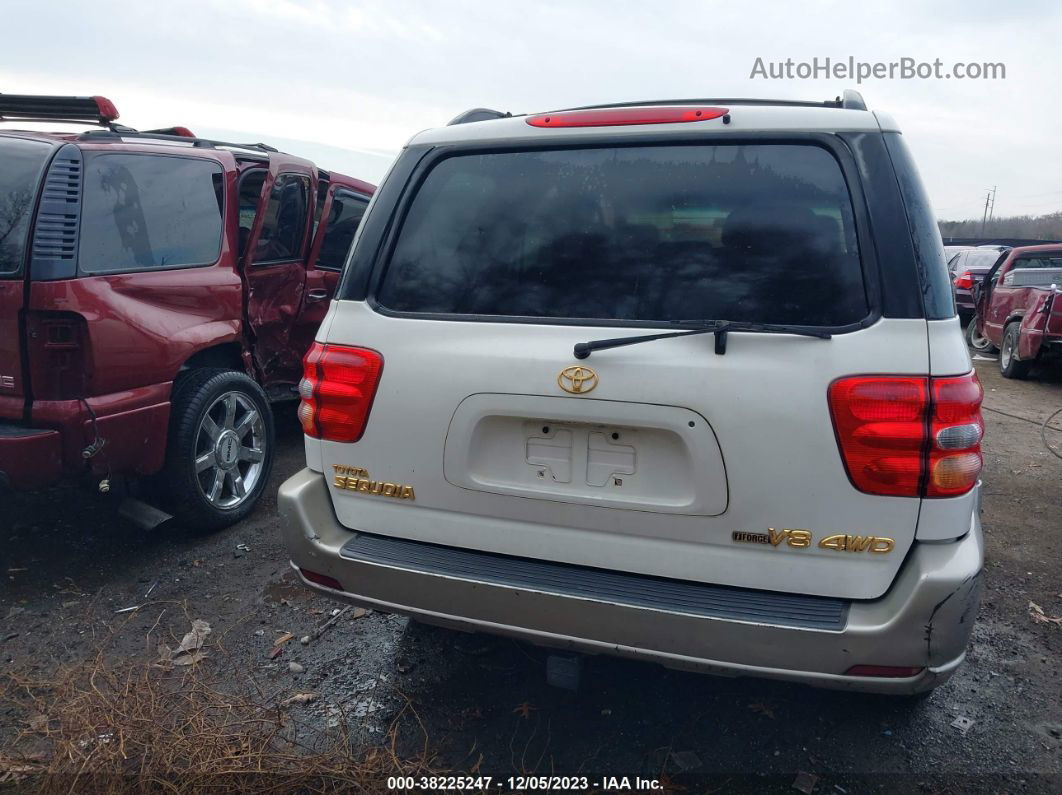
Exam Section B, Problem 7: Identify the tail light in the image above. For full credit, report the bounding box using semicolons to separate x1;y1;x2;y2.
954;271;975;289
828;372;983;498
25;312;88;400
298;342;383;443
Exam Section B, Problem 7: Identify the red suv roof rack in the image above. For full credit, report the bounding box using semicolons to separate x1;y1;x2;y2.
2;92;285;158
0;93;120;125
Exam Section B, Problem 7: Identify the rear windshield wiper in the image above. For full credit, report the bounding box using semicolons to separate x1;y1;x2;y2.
573;320;832;359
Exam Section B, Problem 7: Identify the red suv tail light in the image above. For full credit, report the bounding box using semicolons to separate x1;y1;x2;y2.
298;343;383;443
828;372;983;498
954;271;975;289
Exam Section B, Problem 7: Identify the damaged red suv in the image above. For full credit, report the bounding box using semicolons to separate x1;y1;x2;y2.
0;95;374;528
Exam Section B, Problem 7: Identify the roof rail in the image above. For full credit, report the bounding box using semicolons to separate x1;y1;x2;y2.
559;91;869;112
448;108;512;125
76;129;281;155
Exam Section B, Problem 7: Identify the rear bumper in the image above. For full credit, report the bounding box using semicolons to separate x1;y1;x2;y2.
279;469;983;695
0;385;172;490
0;423;63;490
955;287;976;315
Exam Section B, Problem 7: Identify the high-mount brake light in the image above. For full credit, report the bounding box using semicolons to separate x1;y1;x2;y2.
298;343;384;443
526;106;729;128
828;372;983;498
954;271;975;289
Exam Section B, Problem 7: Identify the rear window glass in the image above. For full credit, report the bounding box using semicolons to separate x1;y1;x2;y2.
79;154;223;273
967;250;1006;268
0;137;52;276
377;144;867;326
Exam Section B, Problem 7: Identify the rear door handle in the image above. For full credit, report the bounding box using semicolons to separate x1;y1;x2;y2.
306;289;329;302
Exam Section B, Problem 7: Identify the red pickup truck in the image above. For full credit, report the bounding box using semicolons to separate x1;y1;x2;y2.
0;95;374;528
969;244;1062;379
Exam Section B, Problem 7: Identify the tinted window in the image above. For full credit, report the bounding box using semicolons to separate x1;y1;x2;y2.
79;154;223;273
0;137;52;275
237;169;267;258
316;189;368;270
378;145;867;326
253;173;310;264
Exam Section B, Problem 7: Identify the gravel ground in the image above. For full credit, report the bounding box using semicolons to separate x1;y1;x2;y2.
1;356;1060;792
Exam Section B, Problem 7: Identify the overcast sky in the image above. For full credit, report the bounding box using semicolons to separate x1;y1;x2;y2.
3;0;1059;220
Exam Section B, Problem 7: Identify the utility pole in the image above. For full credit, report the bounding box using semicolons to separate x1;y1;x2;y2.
988;186;997;223
981;188;994;235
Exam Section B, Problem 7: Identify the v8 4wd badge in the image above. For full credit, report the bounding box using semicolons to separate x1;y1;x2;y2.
732;528;894;554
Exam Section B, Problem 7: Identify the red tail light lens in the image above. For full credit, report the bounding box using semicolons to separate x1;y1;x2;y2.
298;343;383;443
954;271;975;289
299;568;344;591
828;372;983;498
526;106;729;128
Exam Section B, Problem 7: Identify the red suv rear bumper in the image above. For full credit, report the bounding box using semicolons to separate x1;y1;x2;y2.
0;383;172;492
0;424;63;490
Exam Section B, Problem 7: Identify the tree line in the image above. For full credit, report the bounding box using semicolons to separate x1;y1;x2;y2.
938;211;1062;240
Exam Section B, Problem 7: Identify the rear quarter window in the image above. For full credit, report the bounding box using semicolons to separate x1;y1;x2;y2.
376;144;869;327
0;137;53;276
78;153;224;274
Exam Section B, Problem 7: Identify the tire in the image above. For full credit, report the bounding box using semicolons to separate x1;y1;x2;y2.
999;322;1033;380
163;368;275;531
965;320;997;354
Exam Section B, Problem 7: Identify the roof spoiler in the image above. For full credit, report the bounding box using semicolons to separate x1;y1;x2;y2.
0;93;120;125
839;89;867;110
448;108;512;125
559;90;869;113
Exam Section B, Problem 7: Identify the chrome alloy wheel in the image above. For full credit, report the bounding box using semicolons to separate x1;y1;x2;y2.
1001;332;1015;370
967;325;992;352
193;391;266;509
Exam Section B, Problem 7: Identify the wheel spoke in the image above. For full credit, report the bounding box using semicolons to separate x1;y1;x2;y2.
195;452;215;473
201;415;221;441
207;469;225;504
234;409;259;439
238;445;263;463
230;472;247;499
222;394;238;430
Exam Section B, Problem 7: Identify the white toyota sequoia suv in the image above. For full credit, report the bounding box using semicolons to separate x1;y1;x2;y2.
279;91;984;695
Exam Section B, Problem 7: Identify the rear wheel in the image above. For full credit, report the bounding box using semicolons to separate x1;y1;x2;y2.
965;320;997;354
164;369;275;531
999;322;1033;380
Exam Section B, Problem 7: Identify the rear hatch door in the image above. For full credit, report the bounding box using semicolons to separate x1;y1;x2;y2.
318;138;926;600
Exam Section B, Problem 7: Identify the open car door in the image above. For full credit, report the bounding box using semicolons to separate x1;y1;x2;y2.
240;154;318;390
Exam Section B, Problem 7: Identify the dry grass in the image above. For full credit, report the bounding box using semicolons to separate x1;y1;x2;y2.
0;650;440;793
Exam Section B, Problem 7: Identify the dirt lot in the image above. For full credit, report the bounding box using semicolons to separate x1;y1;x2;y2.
2;357;1061;792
